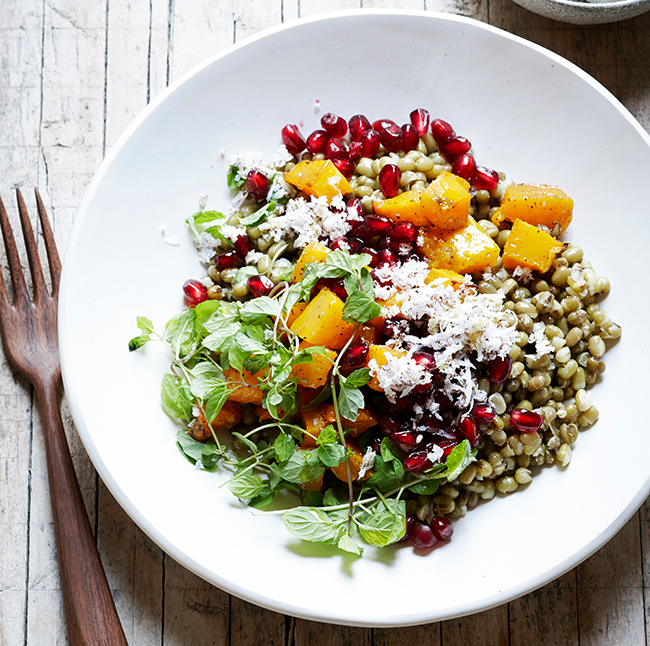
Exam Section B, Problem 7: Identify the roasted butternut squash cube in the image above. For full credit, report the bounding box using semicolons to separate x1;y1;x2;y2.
283;160;351;203
300;405;329;449
330;439;371;482
299;473;324;492
291;341;337;389
353;323;382;346
492;184;573;233
420;171;471;231
189;401;242;442
289;288;355;350
502;219;564;273
366;345;407;391
321;404;378;437
419;216;500;274
424;267;465;288
290;241;330;283
373;189;427;226
224;366;266;405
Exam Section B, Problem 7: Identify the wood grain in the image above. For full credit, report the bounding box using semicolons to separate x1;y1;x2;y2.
1;0;649;644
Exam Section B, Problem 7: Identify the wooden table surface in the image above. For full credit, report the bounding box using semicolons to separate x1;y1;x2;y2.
1;1;649;644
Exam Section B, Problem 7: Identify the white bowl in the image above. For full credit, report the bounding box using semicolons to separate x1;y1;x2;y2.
59;10;650;627
512;0;650;25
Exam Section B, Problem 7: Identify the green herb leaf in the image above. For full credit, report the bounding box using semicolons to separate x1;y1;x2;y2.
408;479;440;495
342;289;382;324
175;429;203;464
274;432;295;462
190;210;227;224
188;361;225;399
128;334;151;352
240;296;281;323
227;165;246;190
317;442;347;468
277;449;325;484
204;224;235;248
315;425;338;446
435;440;476;482
164;310;198;359
204;383;230;424
136;316;155;334
281;507;348;544
227;472;266;500
239;201;276;227
337;382;364;422
356;499;406;547
161;373;194;422
343;368;371;389
337;532;363;555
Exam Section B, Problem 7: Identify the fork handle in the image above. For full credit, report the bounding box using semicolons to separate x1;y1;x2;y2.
36;377;129;646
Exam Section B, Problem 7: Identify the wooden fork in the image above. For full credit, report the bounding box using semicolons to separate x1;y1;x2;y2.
0;189;128;645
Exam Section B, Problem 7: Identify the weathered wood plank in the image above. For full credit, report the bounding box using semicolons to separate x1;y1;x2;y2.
293;619;372;646
441;606;509;646
638;496;650;644
230;596;286;646
374;623;442;645
233;0;283;41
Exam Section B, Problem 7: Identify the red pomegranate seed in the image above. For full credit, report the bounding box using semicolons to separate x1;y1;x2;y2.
380;416;402;436
321;113;347;138
247;274;274;297
361;215;392;239
281;124;306;156
459;415;481;448
233;234;251;257
487;355;512;384
451;153;477;181
399;514;416;543
378;248;398;265
331;158;355;178
412;350;436;372
391;431;418;452
330;279;349;302
391;222;418;243
379;123;404;151
410;522;438;549
401;124;419;152
215;249;244;270
360;246;380;267
349;114;372;141
410;108;431;137
510;409;543;434
306;129;329;154
182;279;208;306
403;450;433;473
472;166;499;191
430;119;456;144
372;262;394;287
378;164;402;198
360;129;380;157
348;141;363;162
429;516;453;542
342;340;369;367
439;136;472;161
383;319;408;340
373;118;398;131
438;438;459;456
347;236;364;254
347;197;366;220
330;237;349;251
472;402;496;424
247;170;270;201
324;136;348;160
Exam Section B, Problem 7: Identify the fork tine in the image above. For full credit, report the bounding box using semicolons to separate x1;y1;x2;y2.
0;190;30;304
15;188;46;302
0;196;12;310
34;189;61;297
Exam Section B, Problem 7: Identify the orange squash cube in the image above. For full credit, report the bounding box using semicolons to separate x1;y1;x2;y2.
283;160;351;203
300;405;330;449
373;189;428;226
420;171;471;231
492;184;573;233
291;341;337;389
188;401;243;441
502;219;564;273
223;367;266;405
366;345;407;391
320;404;378;437
424;267;465;288
290;241;330;283
289;288;355;350
419;216;500;274
330;439;371;482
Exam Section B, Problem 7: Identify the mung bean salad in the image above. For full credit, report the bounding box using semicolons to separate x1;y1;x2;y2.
130;109;620;555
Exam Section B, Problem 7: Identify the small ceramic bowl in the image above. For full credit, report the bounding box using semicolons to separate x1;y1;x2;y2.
512;0;650;24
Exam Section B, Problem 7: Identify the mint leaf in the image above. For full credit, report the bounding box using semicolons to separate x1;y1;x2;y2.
227;165;246;190
239;201;276;227
281;507;348;544
204;383;230;424
188;361;225;399
175;429;203;464
228;472;266;500
342;289;381;324
317;442;347;468
161;373;193;422
277;450;325;484
164;310;198;359
240;296;281;323
315;424;338;446
128;334;150;352
343;368;371;389
204;224;235;248
274;433;295;462
356;499;406;547
136;316;155;334
337;382;364;422
337;532;363;555
191;210;227;224
435;440;476;482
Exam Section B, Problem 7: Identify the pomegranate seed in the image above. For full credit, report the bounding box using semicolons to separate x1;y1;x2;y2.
391;222;418;243
306;129;329;154
377;236;391;250
347;236;364;254
472;402;496;425
412;350;436;372
399;514;416;543
331;158;355;178
429;516;453;542
360;129;380;157
369;435;384;454
437;438;458;456
390;430;418;452
247;170;270;201
451;153;477;181
459;416;481;448
330;237;349;251
430;119;455;144
379;416;402;436
378;123;404;151
510;409;543;434
347;197;366;220
472;166;499;191
182;279;208;306
320;112;347;137
214;249;244;270
435;393;454;413
410;108;430;137
349;114;372;141
378;248;398;265
410;522;438;549
439;136;471;161
360;215;392;239
247;274;274;297
360;246;380;267
383;319;408;340
378;164;401;198
281;124;306;156
342;340;369;367
330;279;349;302
373;118;398;131
233;234;251;257
401;124;419;152
348;141;363;162
403;450;433;473
324;137;348;160
372;262;394;287
487;355;512;384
